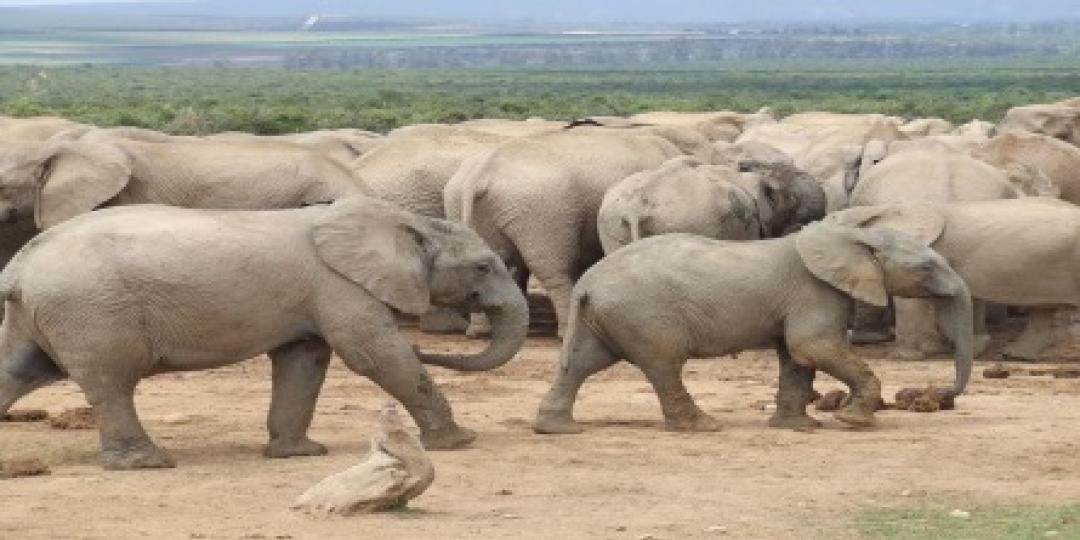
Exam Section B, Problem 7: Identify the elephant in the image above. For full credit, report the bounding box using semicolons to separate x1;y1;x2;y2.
973;131;1080;205
998;102;1080;146
0;127;371;229
564;117;719;162
596;149;826;254
846;146;1032;349
444;127;684;336
827;199;1080;360
533;222;974;435
0;196;529;469
209;129;384;164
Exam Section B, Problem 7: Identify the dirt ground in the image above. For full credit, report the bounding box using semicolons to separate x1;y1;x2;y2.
2;329;1079;540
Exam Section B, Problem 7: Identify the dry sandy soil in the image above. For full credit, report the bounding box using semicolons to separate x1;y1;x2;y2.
2;328;1079;540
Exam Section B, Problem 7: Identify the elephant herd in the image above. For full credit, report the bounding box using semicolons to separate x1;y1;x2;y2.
1;97;1080;470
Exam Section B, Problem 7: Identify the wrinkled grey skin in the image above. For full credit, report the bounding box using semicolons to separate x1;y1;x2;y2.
597;152;826;254
534;223;974;435
0;127;371;229
444;127;684;336
830;199;1080;361
0;196;528;469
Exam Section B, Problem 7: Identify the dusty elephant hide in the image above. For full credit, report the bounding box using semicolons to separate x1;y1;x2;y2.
292;404;434;516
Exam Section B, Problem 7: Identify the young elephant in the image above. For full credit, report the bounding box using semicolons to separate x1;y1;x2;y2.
534;223;974;434
0;196;528;469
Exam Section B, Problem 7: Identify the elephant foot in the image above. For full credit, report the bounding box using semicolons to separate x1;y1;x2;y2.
833;405;876;429
532;411;583;435
664;412;723;432
1001;342;1044;362
420;426;477;450
102;443;176;470
767;412;822;430
849;328;894;345
263;437;328;459
890;347;927;361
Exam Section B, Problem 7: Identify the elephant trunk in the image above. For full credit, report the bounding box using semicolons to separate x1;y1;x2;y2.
417;284;528;372
934;284;975;396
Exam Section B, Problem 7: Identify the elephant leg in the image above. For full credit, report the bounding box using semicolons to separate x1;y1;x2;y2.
788;323;881;428
893;298;949;360
327;327;475;450
0;344;63;416
264;339;331;459
633;357;721;432
534;326;618;434
73;369;174;470
1002;307;1057;361
767;341;821;430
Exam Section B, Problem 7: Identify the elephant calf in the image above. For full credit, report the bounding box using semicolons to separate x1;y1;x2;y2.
0;196;528;469
534;223;974;435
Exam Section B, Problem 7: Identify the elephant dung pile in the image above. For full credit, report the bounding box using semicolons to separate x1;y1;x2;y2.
812;387;953;413
1;409;48;422
46;407;96;430
292;403;434;516
894;387;955;413
0;458;50;479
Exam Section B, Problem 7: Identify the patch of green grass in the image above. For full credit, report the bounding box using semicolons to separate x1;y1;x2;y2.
856;503;1080;540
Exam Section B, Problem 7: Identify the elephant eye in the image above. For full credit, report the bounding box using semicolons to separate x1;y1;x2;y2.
475;262;491;275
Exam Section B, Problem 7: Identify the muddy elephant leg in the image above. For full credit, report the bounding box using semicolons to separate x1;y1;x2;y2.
1002;307;1057;361
893;298;949;360
72;368;174;470
534;327;618;434
0;345;63;416
788;322;881;428
328;326;475;450
264;339;332;459
633;357;721;432
768;341;821;430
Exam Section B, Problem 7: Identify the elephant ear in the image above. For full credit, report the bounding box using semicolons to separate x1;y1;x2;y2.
825;204;945;247
36;141;132;229
312;197;432;315
795;223;888;307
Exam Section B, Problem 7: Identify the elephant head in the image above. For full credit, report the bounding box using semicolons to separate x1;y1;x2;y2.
0;138;133;229
734;145;828;236
999;104;1080;146
815;206;975;395
313;196;528;372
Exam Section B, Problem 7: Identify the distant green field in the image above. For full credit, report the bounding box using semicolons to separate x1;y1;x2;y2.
2;65;1078;134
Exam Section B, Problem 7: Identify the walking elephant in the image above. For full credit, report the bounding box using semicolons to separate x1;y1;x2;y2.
597;150;826;254
828;199;1080;361
444;127;684;336
533;222;974;435
0;196;529;469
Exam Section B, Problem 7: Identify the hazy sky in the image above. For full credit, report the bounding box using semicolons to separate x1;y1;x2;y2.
0;0;1077;22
